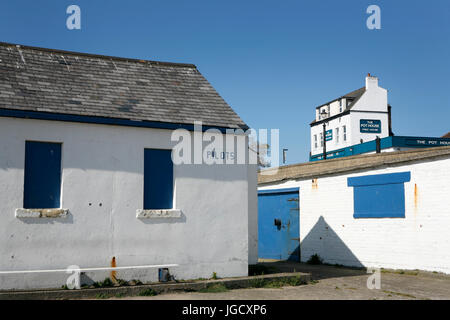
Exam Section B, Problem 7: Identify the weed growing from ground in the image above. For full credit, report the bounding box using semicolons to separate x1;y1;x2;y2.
138;288;158;296
199;283;228;293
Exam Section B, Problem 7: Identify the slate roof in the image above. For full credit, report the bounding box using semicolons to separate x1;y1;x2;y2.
310;86;366;126
0;42;248;130
258;146;450;185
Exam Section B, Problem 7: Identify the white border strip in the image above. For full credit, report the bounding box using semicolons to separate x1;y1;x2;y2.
0;264;179;275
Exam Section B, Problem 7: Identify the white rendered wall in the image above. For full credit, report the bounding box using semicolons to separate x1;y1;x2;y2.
311;114;352;156
348;111;389;146
0;117;254;290
258;156;450;274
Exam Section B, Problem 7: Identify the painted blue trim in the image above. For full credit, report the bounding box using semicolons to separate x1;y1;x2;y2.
348;171;411;187
354;211;405;218
258;187;299;195
310;135;450;161
0;108;246;133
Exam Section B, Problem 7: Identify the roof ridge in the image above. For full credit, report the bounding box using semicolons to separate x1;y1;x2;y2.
0;41;197;69
315;86;366;110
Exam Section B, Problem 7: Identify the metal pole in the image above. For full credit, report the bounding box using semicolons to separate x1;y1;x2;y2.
323;122;327;160
282;148;288;164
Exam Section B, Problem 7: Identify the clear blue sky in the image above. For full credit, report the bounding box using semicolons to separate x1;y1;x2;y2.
1;0;449;163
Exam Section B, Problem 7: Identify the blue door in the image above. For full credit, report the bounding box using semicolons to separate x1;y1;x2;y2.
258;188;300;261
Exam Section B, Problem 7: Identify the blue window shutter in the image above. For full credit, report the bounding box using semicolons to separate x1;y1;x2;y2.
144;149;173;209
348;172;411;218
24;141;62;209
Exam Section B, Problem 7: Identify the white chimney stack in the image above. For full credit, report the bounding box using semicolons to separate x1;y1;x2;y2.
365;73;379;90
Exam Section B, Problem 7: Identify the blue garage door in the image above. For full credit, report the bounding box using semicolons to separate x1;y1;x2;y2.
258;188;300;261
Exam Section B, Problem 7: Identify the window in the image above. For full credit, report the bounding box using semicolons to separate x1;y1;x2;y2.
320;133;323;147
336;128;340;144
314;135;318;149
343;125;347;141
347;172;411;218
144;149;174;209
24;141;62;209
339;100;342;112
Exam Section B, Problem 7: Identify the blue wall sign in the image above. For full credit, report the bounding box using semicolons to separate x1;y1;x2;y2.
405;138;450;147
360;119;381;133
326;129;333;141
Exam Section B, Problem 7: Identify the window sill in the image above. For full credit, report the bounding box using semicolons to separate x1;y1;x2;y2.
136;209;182;219
15;208;69;218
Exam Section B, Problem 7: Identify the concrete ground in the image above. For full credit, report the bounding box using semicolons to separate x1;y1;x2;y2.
113;261;450;300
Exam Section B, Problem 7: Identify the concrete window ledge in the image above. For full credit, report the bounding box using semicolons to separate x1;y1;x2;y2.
15;208;69;218
136;209;182;219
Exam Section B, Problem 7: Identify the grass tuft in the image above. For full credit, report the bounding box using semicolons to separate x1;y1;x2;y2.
199;283;228;293
138;288;158;296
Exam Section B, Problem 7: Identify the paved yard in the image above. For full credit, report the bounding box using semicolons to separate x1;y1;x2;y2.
114;262;450;300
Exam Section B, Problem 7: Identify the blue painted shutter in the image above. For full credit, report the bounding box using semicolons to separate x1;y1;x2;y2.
144;149;173;209
348;172;411;218
24;141;62;209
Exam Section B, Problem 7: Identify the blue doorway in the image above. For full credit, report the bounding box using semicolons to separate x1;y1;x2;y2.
258;188;300;261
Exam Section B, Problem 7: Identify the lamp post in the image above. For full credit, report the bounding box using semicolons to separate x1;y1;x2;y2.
320;109;328;160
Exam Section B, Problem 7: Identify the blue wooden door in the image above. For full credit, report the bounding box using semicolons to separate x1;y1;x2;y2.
258;188;300;261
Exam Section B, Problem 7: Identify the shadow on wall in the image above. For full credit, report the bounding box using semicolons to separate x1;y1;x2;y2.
300;216;363;268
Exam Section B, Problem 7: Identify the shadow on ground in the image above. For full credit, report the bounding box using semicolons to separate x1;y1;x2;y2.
251;261;368;281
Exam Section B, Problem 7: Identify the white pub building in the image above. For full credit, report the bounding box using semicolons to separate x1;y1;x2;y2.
310;74;450;161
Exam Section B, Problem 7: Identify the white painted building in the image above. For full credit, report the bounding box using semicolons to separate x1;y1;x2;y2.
257;147;450;274
310;74;391;158
0;43;257;290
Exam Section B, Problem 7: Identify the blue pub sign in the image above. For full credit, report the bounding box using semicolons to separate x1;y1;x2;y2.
325;129;333;141
360;119;381;133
